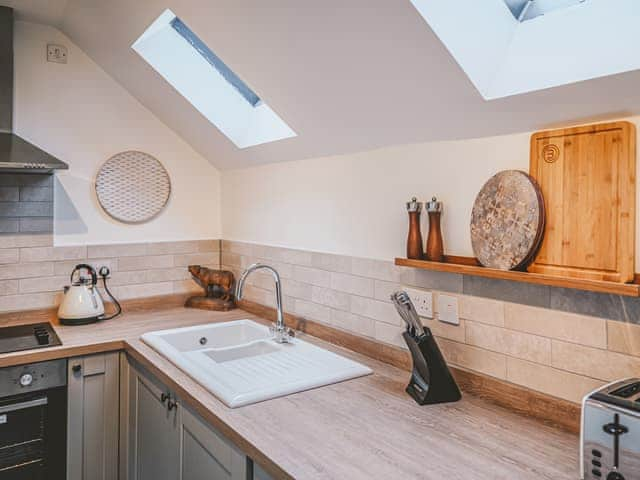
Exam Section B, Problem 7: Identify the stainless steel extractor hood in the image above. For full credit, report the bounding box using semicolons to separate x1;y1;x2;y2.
0;6;68;173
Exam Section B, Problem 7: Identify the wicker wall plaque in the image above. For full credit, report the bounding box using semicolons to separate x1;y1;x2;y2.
95;151;171;224
470;170;545;271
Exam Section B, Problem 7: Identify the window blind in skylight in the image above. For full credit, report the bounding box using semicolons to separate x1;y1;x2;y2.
170;18;261;107
504;0;587;22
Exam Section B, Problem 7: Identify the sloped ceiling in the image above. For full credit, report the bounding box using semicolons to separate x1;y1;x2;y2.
1;0;68;26
6;0;640;169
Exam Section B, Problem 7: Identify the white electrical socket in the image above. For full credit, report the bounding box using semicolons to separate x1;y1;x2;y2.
437;294;459;325
403;287;433;318
47;44;68;64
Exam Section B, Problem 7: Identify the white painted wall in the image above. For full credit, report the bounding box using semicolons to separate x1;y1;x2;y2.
13;21;222;245
222;116;640;270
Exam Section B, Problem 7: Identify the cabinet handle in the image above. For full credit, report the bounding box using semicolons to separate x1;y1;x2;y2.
167;399;178;411
160;392;169;404
72;364;81;374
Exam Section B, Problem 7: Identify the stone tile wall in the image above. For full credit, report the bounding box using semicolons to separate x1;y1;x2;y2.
0;174;53;233
1;232;637;404
221;240;640;404
0;234;219;311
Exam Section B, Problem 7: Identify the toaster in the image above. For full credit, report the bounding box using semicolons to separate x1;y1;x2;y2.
581;378;640;480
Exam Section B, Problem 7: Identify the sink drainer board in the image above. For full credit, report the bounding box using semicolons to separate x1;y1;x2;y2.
141;320;372;408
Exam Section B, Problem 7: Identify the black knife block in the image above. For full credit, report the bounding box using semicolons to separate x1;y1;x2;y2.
403;329;461;405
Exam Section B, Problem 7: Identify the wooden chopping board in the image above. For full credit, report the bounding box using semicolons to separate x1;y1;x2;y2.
470;170;545;271
528;121;636;282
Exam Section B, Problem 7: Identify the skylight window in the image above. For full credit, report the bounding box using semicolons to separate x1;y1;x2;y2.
504;0;587;22
411;0;640;99
132;10;296;149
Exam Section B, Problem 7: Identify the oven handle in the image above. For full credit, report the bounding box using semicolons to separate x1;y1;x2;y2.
0;397;48;414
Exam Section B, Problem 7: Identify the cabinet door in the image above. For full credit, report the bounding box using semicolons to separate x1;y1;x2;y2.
181;408;246;480
124;358;181;480
252;462;274;480
67;352;120;480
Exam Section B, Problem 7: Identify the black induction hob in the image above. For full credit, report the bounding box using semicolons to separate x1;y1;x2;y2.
0;322;62;354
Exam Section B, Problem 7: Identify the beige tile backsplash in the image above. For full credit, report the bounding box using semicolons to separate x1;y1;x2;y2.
221;240;640;405
504;303;607;349
1;235;638;405
0;234;219;310
423;317;466;343
439;338;507;379
551;340;640;382
506;358;603;403
458;294;505;327
608;321;640;356
466;321;552;365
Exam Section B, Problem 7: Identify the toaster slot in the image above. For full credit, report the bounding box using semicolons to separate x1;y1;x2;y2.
610;381;640;400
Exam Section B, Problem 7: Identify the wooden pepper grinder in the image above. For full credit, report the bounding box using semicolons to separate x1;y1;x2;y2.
425;197;444;262
406;197;424;260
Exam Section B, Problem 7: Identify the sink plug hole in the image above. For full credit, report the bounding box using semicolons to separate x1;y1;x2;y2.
199;337;207;346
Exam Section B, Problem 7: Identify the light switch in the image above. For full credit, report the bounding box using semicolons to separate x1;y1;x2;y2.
437;294;459;325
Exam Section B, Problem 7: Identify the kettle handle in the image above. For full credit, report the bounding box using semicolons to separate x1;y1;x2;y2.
71;264;98;286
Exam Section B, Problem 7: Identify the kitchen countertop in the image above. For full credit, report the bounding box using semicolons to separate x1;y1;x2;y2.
0;307;579;479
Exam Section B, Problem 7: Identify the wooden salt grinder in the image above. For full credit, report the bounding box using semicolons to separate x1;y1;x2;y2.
406;197;424;260
425;197;444;262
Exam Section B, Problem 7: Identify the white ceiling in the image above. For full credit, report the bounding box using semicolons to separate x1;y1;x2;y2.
5;0;640;169
2;0;68;26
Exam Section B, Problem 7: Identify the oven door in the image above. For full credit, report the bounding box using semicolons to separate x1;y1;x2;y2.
0;386;66;480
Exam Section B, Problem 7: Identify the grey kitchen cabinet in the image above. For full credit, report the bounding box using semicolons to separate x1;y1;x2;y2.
181;408;247;480
122;356;181;480
121;354;248;480
67;352;120;480
251;462;274;480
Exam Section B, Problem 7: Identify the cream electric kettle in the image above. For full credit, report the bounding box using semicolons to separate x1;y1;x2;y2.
58;264;121;325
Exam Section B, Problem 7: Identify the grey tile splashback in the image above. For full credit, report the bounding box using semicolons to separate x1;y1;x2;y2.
462;276;550;309
465;276;640;324
19;218;53;233
461;277;640;324
406;269;463;293
0;218;18;233
0;202;53;217
549;288;640;324
20;187;53;202
0;174;53;233
0;187;18;201
0;174;53;187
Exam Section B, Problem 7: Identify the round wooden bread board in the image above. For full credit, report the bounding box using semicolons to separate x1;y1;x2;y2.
470;170;545;271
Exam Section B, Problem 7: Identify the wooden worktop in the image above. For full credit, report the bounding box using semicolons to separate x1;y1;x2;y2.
0;306;579;479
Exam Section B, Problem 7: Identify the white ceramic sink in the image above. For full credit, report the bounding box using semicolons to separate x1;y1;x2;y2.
141;320;372;408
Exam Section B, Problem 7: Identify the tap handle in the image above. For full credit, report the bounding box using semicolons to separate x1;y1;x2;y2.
270;324;295;343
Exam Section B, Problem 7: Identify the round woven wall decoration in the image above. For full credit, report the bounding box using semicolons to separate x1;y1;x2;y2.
95;151;171;224
470;170;545;271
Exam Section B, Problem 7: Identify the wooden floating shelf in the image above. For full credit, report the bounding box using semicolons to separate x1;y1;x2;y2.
395;257;640;297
